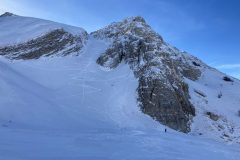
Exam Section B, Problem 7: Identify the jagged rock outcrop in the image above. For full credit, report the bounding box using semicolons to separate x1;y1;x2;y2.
206;112;220;121
0;12;15;17
0;29;87;59
92;16;204;132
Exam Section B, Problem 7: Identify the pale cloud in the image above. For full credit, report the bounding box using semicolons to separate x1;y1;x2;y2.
216;64;240;69
215;64;240;80
232;74;240;79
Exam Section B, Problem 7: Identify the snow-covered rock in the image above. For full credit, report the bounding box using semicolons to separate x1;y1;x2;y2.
92;16;203;133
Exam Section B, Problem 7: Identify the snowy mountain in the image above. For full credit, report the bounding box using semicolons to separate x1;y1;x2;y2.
0;12;87;59
0;12;239;159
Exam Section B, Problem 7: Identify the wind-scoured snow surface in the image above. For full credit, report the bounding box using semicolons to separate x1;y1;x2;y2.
0;15;240;159
187;68;240;142
0;15;86;47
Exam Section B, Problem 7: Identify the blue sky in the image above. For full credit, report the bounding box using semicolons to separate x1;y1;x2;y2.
0;0;240;79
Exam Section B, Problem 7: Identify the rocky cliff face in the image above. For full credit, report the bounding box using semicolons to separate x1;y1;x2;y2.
92;16;205;132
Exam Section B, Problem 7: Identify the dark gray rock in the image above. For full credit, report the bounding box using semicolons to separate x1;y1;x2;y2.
194;89;207;97
223;76;234;82
0;12;15;17
206;112;219;121
0;29;87;59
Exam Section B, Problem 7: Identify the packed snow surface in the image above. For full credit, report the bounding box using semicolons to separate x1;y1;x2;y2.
1;128;239;160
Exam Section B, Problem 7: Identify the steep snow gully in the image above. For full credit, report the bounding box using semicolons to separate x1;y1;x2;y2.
0;13;240;159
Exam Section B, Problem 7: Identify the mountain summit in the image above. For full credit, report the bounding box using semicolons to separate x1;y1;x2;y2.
0;14;239;144
92;16;200;132
0;12;15;17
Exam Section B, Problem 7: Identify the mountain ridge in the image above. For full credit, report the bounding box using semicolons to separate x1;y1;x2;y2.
0;13;239;143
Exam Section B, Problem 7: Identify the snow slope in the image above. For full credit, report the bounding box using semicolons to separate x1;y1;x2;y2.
0;14;86;47
187;68;240;143
0;128;239;160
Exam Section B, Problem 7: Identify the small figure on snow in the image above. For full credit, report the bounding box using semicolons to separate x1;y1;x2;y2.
165;128;167;133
